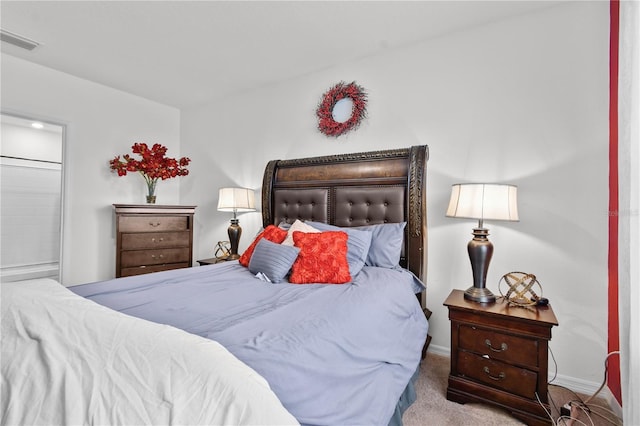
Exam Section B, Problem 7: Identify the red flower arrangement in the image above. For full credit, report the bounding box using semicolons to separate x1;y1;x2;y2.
316;81;367;137
109;143;190;203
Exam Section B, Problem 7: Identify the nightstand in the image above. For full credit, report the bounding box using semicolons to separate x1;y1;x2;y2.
444;289;558;426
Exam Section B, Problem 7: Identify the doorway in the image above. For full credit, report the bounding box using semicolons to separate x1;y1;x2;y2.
0;113;65;282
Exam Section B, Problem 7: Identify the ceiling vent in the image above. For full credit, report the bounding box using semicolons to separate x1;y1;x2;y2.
1;29;40;51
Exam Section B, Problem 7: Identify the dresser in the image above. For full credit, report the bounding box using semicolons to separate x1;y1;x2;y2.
444;289;558;426
114;204;196;277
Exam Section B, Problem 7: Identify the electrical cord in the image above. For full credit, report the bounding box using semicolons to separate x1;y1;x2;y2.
588;407;623;426
550;383;585;404
545;347;566;422
546;346;578;426
540;347;623;426
548;389;563;421
573;402;595;426
548;344;559;384
536;391;589;426
585;351;619;405
587;402;622;420
535;390;556;424
575;351;622;426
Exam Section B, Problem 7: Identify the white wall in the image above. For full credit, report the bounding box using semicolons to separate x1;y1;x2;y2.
1;53;182;285
181;2;610;390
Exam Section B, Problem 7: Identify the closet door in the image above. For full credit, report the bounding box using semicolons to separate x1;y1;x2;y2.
0;114;64;282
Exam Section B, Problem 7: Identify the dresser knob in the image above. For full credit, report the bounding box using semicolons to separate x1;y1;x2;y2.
483;366;506;381
149;222;161;227
485;339;508;352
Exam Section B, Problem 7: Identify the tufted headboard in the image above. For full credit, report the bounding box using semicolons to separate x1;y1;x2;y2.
261;145;428;284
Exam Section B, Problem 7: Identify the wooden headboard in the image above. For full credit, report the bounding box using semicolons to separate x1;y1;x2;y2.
261;146;428;283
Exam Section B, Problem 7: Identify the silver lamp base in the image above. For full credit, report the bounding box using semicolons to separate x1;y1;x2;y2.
227;217;242;260
464;286;496;303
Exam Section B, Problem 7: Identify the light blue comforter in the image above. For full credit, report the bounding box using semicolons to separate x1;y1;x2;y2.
72;262;428;426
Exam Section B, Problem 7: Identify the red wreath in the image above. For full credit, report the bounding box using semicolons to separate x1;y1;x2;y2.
316;81;367;137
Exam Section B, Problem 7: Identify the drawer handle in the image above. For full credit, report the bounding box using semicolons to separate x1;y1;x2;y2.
149;222;161;227
151;254;164;259
483;366;506;381
485;339;508;352
151;238;164;243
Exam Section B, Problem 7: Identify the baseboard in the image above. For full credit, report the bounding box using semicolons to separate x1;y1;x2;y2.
0;263;59;282
425;345;623;420
426;344;450;359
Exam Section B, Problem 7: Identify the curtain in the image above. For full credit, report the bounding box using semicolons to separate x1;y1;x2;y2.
617;1;639;424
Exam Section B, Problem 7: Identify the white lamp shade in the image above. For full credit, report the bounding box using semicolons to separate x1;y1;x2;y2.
217;187;256;212
446;183;519;222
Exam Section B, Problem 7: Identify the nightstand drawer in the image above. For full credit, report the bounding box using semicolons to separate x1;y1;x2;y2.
459;324;538;368
121;247;191;267
121;231;190;250
118;215;189;232
458;350;538;399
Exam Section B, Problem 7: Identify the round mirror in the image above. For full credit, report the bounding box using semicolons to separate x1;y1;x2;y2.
331;98;354;123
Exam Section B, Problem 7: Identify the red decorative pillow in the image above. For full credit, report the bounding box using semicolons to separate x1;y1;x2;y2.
239;225;288;267
289;231;351;284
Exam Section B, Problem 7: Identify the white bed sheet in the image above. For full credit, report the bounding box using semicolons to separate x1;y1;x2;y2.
1;278;298;426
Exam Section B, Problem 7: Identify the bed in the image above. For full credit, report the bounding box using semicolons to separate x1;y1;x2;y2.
30;146;429;425
1;278;298;425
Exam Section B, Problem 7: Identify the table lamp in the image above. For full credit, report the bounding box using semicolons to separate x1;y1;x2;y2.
446;183;519;303
217;187;256;260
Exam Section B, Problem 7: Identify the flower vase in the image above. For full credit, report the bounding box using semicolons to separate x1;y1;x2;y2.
146;179;158;204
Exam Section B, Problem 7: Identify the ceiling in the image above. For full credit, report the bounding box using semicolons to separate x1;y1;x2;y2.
1;1;560;110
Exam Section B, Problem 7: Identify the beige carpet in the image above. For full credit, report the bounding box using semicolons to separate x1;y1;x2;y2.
403;352;619;426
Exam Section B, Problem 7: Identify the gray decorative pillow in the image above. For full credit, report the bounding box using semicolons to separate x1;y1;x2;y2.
248;238;300;283
355;222;406;269
305;221;372;278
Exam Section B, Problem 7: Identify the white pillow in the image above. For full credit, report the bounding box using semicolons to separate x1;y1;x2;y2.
281;219;320;246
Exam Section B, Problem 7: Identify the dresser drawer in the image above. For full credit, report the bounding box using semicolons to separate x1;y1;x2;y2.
121;231;190;250
459;324;538;368
118;215;189;233
457;350;538;399
120;262;190;277
121;248;191;267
